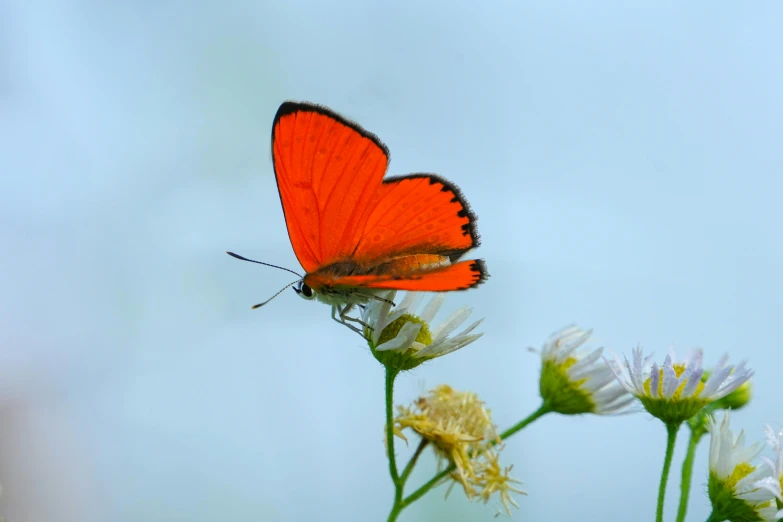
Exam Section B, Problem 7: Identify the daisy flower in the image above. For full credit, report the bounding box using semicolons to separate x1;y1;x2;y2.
394;385;525;515
538;325;633;415
362;291;483;371
708;412;781;522
607;347;753;425
761;425;783;520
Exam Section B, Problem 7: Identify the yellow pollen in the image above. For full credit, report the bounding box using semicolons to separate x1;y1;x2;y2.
561;356;577;370
559;356;588;386
643;363;705;399
727;462;756;490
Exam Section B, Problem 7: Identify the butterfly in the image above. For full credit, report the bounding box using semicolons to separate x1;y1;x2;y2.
229;101;487;332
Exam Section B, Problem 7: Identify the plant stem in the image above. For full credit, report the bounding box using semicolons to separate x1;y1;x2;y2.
400;439;428;485
400;401;552;509
385;368;401;484
385;368;402;522
387;500;402;522
498;401;552;440
401;464;450;507
676;427;704;522
656;422;680;522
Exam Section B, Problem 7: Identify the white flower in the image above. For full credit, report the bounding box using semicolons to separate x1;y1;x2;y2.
538;325;633;415
362;291;483;370
761;425;783;519
607;346;753;424
708;412;781;522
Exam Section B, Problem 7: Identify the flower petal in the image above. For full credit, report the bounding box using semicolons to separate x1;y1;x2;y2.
701;364;735;398
604;352;635;394
453;318;484;339
375;321;422;352
431;307;471;341
710;369;754;401
649;363;660;399
591;384;630;405
419;294;445;323
396;292;421;313
567;347;603;376
661;355;678;398
598;397;636;414
557;329;592;361
679;368;703;399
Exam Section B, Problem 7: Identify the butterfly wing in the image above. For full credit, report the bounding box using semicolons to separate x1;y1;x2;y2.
349;173;479;263
305;172;488;292
273;101;487;292
307;258;487;292
335;172;485;291
272;102;389;273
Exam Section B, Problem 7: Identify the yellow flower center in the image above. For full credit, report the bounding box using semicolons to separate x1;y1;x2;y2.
377;314;433;347
637;363;713;423
561;356;578;372
370;313;434;370
727;462;756;490
643;363;705;399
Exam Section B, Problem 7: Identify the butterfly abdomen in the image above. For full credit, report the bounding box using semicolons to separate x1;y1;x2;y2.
314;255;451;279
374;254;451;274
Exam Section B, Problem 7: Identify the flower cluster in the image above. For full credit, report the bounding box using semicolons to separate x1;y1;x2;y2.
393;384;525;514
330;289;775;522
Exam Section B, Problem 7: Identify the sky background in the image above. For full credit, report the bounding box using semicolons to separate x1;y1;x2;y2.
1;1;782;521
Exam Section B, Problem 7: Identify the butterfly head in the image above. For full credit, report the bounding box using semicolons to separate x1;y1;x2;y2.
293;280;317;301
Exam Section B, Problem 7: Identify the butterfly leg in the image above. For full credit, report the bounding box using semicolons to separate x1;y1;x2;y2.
331;304;363;335
342;304;376;330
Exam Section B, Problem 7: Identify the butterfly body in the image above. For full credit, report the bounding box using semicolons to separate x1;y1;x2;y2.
235;101;488;327
300;253;456;305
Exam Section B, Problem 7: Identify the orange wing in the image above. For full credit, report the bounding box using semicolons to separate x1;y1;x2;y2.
272;102;389;273
348;173;479;264
273;101;485;291
306;259;487;292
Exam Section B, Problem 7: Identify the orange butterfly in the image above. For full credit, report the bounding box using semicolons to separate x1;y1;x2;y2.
229;101;487;331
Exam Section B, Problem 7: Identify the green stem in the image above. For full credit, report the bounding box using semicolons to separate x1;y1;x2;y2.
401;464;450;507
385;368;402;522
400;439;428;485
656;422;680;522
676;428;705;522
400;401;552;509
387;500;402;522
498;401;552;440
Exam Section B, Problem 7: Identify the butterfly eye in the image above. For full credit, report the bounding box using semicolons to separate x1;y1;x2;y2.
295;282;316;300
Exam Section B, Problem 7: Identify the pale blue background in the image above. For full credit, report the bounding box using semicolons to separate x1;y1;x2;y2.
1;1;782;521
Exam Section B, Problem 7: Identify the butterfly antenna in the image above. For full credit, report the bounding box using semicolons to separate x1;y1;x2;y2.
251;279;301;309
226;251;303;278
